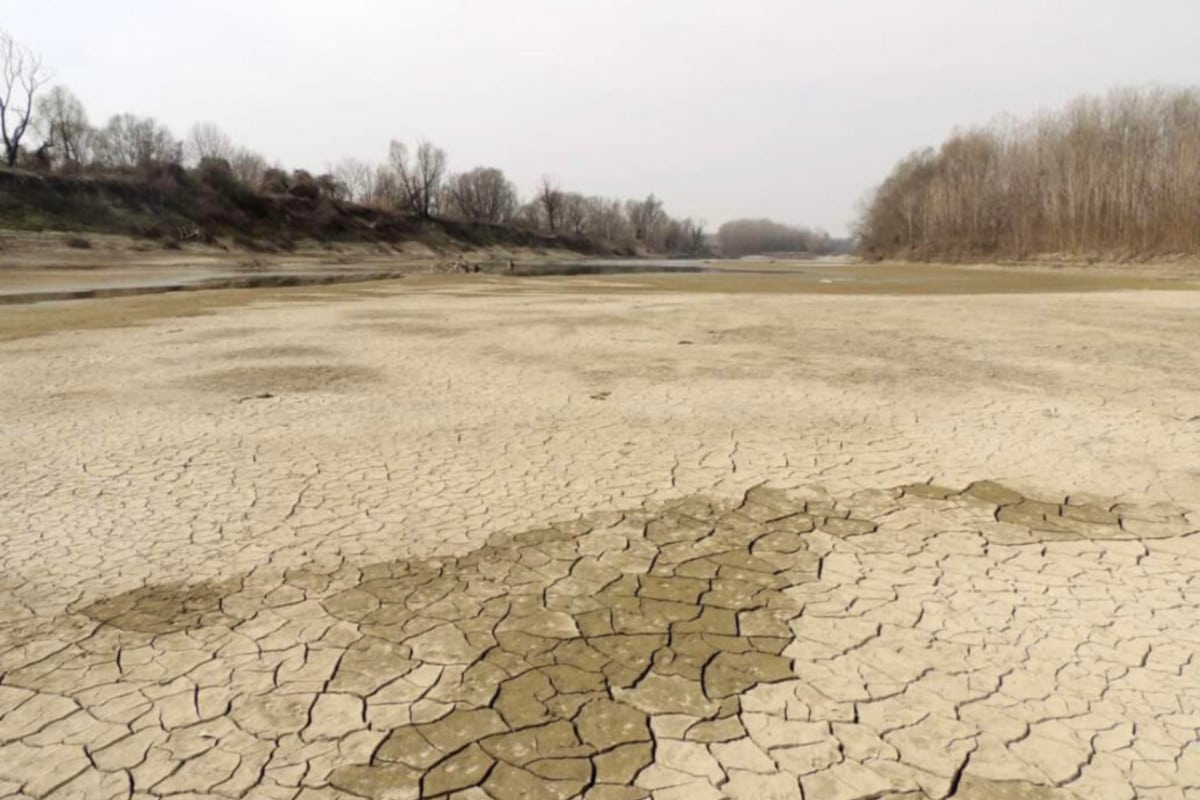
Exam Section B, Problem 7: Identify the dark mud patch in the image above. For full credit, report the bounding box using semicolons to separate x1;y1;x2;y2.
344;320;468;338
324;486;829;799
0;270;408;306
529;263;1200;296
180;364;381;394
954;777;1067;799
324;478;1188;799
187;326;272;342
346;308;449;322
78;578;243;634
219;344;334;360
510;261;709;277
61;480;1192;798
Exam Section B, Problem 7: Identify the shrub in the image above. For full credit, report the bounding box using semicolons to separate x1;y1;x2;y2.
260;168;290;194
196;157;235;188
288;170;321;201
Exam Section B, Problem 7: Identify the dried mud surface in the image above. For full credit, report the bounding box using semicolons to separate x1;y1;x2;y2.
1;275;1199;800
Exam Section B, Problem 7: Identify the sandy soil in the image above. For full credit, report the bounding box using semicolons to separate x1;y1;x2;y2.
1;269;1198;800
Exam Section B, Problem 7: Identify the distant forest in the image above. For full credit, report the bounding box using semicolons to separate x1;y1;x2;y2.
715;219;838;258
856;87;1200;260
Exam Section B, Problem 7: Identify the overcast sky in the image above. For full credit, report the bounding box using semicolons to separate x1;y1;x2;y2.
6;0;1198;234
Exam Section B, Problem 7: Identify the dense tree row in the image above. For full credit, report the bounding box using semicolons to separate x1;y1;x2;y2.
856;87;1200;259
716;218;834;258
0;28;709;255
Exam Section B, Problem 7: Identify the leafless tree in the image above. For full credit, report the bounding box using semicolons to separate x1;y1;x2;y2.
444;167;518;223
1;29;51;167
388;139;447;217
625;194;667;248
516;182;698;254
91;113;181;169
681;218;707;254
857;86;1200;259
34;84;88;168
371;165;402;208
332;158;377;204
537;176;564;233
230;148;268;188
512;200;544;230
582;197;632;245
560;192;592;236
185;122;235;165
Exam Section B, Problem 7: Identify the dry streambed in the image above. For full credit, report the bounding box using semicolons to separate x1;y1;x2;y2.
3;482;1197;800
1;275;1199;799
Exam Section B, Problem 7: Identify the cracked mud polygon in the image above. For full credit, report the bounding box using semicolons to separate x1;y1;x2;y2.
2;273;1199;800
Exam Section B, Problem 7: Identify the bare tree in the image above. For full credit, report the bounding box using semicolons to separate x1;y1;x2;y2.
332;158;376;204
856;86;1200;259
512;200;544;230
34;84;88;168
625;194;667;247
518;182;697;253
444;167;518;223
388;139;447;217
372;165;402;208
537;176;564;233
186;122;234;165
230;148;268;187
1;29;51;167
561;193;590;236
583;197;632;245
683;218;707;254
92;114;181;169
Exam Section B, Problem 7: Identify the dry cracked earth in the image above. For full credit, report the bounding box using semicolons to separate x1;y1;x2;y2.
1;273;1199;800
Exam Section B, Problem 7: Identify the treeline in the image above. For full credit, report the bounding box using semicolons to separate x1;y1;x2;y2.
1;29;707;255
716;218;834;258
856;87;1200;260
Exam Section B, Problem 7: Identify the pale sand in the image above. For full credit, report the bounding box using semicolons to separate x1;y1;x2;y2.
1;273;1198;799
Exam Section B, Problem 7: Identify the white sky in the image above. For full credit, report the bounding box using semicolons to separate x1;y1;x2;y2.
6;0;1198;234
